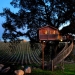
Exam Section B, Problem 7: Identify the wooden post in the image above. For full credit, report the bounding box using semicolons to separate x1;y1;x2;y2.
41;41;45;70
42;46;44;70
61;60;64;71
52;60;54;71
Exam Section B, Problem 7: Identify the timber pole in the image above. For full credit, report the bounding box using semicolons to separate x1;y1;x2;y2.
41;41;45;70
52;60;54;71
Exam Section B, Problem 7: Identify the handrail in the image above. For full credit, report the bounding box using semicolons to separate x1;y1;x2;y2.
53;41;73;66
52;42;68;65
56;42;68;58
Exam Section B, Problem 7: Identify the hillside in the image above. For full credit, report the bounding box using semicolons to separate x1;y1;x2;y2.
0;41;41;65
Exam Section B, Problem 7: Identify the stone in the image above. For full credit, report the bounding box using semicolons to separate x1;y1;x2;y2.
0;64;4;71
14;69;24;75
25;66;31;73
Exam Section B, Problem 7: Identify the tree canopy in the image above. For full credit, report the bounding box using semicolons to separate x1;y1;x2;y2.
0;0;75;42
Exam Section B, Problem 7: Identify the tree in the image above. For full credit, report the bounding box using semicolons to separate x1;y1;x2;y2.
60;22;75;35
0;0;75;42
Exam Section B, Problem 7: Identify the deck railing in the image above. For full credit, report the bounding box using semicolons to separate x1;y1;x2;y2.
39;34;58;40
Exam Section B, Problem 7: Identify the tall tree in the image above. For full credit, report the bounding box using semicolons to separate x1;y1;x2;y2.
0;0;75;42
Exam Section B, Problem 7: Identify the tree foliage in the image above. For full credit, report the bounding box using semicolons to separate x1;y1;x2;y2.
0;0;75;42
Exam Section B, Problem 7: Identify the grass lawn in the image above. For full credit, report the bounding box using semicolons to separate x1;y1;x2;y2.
32;62;75;75
63;63;75;75
52;62;75;75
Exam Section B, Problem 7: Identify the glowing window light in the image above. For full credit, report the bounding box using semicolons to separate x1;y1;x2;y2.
42;30;48;34
45;30;47;34
53;31;55;34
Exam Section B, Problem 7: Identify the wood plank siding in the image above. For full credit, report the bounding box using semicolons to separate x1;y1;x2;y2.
39;25;61;41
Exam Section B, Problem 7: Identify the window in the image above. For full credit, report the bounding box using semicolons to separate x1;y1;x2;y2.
53;30;55;34
45;30;47;34
42;29;48;34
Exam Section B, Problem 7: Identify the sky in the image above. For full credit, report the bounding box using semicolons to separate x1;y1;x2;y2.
0;0;70;41
0;0;30;41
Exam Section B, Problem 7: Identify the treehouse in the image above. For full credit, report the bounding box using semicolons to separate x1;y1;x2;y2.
38;25;62;41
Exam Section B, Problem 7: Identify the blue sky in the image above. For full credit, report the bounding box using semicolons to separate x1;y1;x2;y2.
0;0;30;41
0;0;69;41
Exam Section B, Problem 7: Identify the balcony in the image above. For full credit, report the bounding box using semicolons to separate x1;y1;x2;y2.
39;34;58;40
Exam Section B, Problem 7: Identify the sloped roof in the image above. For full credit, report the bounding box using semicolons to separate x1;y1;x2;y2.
39;25;58;30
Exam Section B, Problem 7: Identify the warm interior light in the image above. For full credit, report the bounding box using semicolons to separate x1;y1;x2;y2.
60;38;63;41
53;30;55;34
43;41;45;42
45;30;47;34
42;30;48;34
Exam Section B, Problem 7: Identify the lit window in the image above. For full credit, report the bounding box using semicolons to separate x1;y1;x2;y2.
53;31;55;34
45;30;47;34
42;30;47;34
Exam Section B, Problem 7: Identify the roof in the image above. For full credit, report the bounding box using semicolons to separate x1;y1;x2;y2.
39;25;58;30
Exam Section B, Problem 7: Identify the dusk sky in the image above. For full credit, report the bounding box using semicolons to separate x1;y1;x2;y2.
0;0;70;41
0;0;30;41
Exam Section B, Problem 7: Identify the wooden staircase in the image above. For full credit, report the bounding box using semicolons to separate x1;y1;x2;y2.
52;41;74;70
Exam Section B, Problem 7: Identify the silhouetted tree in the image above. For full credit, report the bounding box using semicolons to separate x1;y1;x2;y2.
60;22;75;35
0;0;75;42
